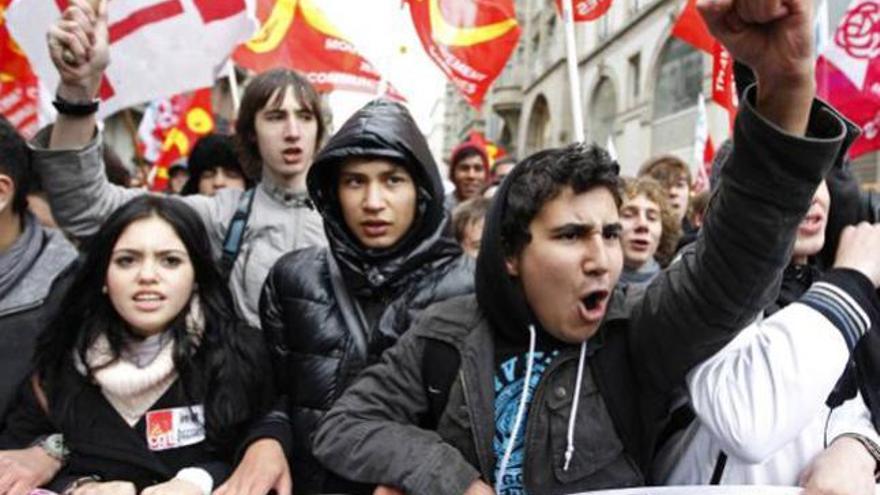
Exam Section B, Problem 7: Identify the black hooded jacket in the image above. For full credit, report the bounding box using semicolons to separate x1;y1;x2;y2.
259;99;474;493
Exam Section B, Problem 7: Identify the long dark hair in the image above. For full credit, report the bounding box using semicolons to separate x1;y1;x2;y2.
35;195;273;449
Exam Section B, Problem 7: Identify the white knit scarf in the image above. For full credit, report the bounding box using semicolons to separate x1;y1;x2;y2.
75;295;205;426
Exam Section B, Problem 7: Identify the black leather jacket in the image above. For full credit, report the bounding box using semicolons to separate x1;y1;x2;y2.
259;99;475;493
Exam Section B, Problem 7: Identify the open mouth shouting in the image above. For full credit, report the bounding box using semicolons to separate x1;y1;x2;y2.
579;289;610;324
282;146;303;164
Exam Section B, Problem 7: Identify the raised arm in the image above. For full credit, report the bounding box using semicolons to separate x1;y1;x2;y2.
631;0;856;393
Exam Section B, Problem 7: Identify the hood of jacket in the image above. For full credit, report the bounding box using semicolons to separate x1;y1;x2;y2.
307;99;460;293
475;152;629;346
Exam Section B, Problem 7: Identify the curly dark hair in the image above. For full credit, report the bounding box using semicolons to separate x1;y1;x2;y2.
501;143;621;257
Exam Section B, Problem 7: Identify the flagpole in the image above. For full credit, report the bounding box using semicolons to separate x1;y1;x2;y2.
562;0;585;143
227;62;241;114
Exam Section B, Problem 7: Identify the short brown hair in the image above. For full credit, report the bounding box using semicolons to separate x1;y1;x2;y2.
620;176;682;266
235;69;325;180
452;196;491;244
638;154;692;189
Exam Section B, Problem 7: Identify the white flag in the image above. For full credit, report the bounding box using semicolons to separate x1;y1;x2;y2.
814;0;829;56
605;135;618;162
6;0;257;119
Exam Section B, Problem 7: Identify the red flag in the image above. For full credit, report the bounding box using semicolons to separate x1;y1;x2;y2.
0;0;39;137
817;0;880;158
150;88;214;191
467;130;506;166
406;0;520;109
711;42;736;127
235;0;400;98
671;0;714;54
552;0;612;22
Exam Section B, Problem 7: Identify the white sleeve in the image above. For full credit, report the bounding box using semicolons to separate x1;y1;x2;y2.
828;392;880;446
686;303;850;463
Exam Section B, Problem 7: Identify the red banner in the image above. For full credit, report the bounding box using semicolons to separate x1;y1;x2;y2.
711;42;736;128
553;0;612;22
0;0;39;137
150;88;214;191
817;0;880;158
234;0;400;99
670;0;714;54
406;0;520;109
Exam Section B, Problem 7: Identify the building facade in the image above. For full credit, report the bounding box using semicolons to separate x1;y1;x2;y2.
443;0;879;182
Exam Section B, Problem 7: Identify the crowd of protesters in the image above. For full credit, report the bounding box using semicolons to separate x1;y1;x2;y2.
1;0;880;494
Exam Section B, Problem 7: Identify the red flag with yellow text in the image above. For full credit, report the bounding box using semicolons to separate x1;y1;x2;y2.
0;0;39;137
150;88;214;192
406;0;520;108
234;0;401;99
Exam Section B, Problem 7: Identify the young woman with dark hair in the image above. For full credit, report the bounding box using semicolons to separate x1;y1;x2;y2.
4;195;275;495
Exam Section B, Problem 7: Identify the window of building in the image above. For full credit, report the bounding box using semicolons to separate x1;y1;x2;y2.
628;53;641;102
589;77;617;146
652;37;703;119
526;95;551;154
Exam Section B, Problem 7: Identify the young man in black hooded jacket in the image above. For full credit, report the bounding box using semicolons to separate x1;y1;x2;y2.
309;1;862;493
215;99;474;494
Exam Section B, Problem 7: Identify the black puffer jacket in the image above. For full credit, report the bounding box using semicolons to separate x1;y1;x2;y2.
260;99;474;494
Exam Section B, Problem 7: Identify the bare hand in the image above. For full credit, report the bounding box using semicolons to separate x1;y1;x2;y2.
463;479;494;495
373;485;405;495
799;436;875;495
834;223;880;287
0;446;62;495
212;439;291;495
142;478;202;495
71;481;136;495
47;0;109;101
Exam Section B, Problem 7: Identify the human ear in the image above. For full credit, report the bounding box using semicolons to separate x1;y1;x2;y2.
504;255;519;277
0;175;14;213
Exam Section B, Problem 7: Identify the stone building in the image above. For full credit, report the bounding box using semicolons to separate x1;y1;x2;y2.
443;0;879;181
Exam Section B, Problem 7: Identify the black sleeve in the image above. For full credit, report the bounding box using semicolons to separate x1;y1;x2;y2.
631;84;853;395
0;376;57;449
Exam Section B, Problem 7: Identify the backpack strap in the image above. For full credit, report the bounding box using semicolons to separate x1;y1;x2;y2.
420;339;460;430
219;188;257;280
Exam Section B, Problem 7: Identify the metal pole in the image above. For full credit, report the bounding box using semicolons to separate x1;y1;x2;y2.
562;0;585;143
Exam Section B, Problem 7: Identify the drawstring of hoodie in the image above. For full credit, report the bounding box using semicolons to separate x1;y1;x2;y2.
496;324;536;495
563;341;588;471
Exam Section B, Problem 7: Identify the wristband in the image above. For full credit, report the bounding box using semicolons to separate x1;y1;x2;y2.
52;94;99;116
